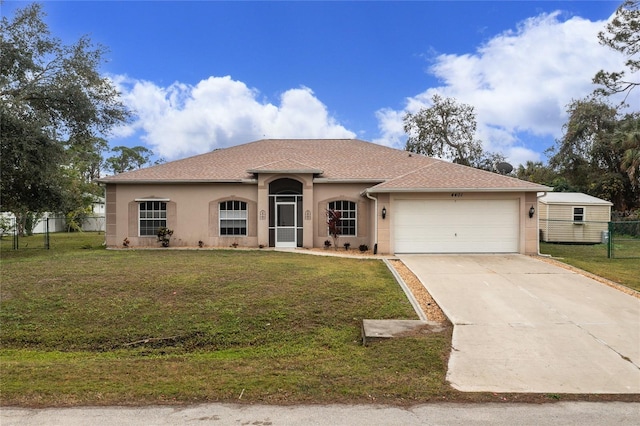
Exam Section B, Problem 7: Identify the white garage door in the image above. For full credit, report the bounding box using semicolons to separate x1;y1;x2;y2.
394;199;519;253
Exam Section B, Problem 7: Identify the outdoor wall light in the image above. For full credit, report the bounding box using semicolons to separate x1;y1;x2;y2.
529;205;535;218
382;206;387;219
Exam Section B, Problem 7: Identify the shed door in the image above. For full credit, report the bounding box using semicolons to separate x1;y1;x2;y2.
394;199;519;253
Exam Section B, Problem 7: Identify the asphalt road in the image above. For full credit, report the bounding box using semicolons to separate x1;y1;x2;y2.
3;402;640;425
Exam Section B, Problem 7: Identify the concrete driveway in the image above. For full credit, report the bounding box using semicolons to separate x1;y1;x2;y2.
398;254;640;393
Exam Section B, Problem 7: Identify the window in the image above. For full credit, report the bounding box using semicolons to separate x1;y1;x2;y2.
220;200;247;235
328;200;357;236
139;201;167;236
573;206;585;223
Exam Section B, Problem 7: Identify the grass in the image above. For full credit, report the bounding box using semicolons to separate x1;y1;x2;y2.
3;233;638;407
0;233;454;406
539;242;640;291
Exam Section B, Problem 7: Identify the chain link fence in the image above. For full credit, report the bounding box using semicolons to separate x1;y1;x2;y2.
608;221;640;259
0;215;105;250
539;218;639;259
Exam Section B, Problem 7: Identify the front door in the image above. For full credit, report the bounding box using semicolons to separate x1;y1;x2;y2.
275;201;297;248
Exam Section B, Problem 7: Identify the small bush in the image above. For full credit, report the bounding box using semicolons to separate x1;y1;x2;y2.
359;244;368;252
156;227;174;247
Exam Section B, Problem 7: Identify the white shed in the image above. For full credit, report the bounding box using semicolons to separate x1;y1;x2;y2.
538;193;612;243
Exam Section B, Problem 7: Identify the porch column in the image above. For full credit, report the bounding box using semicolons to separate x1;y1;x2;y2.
303;178;314;248
257;175;269;247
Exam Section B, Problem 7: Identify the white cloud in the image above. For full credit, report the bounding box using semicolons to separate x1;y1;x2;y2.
113;76;355;160
376;11;628;166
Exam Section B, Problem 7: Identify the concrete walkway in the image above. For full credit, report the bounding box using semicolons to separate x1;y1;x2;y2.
399;254;640;393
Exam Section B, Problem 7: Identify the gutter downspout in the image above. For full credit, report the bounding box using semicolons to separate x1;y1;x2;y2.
537;191;551;257
101;183;107;247
364;190;378;255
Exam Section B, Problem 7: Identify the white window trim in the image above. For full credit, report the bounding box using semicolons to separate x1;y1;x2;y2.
327;200;357;237
138;201;168;237
573;206;585;224
219;200;248;236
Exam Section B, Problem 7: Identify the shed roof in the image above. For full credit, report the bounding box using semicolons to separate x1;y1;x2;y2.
538;192;613;206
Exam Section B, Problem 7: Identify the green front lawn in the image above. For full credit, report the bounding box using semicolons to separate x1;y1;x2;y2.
539;242;640;292
3;233;637;407
0;233;453;406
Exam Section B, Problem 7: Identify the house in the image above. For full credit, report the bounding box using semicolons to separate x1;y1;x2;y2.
538;192;612;244
1;196;106;235
81;196;106;232
98;139;550;254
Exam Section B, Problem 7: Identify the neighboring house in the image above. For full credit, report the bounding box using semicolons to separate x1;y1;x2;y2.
98;139;550;254
0;212;66;234
0;198;106;235
538;192;612;244
81;196;106;232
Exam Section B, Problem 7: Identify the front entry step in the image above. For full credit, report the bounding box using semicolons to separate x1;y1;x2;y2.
361;319;447;345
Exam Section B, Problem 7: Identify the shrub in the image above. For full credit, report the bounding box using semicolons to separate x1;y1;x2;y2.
156;227;174;247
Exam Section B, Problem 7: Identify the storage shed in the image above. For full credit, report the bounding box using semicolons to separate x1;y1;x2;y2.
538;193;612;243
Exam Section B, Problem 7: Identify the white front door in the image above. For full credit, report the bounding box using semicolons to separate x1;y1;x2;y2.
275;202;297;248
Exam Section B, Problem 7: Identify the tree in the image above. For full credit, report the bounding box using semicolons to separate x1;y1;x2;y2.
0;3;129;221
516;161;558;185
403;94;506;171
617;114;640;188
593;0;640;101
0;104;66;214
547;98;639;210
66;135;109;184
404;95;484;166
105;146;155;174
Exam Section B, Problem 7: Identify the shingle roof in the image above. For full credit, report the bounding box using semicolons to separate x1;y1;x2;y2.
98;139;550;192
368;159;549;192
539;192;612;205
247;159;323;174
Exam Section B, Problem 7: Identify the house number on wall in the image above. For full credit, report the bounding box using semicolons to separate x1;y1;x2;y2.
451;193;463;197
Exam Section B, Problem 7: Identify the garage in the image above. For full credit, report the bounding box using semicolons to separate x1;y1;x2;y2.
394;199;520;253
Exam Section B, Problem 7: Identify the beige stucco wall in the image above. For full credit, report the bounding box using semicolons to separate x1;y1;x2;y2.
524;192;539;254
105;178;377;249
105;180;539;254
312;182;373;250
105;183;259;248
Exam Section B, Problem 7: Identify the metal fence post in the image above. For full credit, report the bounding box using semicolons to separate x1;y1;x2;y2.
12;217;18;250
607;221;613;259
45;217;50;249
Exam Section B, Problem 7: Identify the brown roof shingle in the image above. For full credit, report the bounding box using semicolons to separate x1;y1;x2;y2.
99;139;549;192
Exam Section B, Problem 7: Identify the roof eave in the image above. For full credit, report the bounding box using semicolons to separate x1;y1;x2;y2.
539;200;613;206
367;186;552;193
97;178;258;184
314;178;386;184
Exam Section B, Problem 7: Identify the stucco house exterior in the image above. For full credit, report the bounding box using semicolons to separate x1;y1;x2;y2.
98;139;550;254
538;192;612;244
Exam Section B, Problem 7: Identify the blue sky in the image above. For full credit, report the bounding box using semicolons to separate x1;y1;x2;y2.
4;1;631;167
